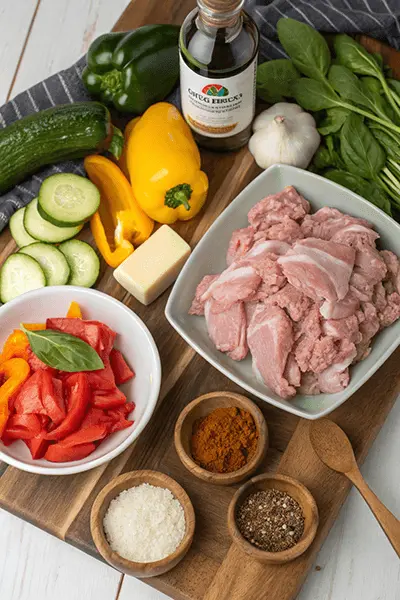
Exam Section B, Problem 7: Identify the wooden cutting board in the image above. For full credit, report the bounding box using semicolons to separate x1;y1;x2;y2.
0;2;399;599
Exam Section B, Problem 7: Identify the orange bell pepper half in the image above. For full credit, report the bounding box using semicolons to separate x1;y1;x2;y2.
0;358;30;436
66;301;82;319
85;155;154;268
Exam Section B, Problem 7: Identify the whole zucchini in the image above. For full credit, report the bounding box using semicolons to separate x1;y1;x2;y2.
0;102;123;194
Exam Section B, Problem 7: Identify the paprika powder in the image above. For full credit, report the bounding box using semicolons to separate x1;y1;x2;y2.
190;406;259;474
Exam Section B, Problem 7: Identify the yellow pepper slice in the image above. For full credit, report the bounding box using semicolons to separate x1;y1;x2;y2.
0;329;30;363
85;155;154;268
126;103;209;224
66;301;83;318
22;323;46;331
118;117;140;180
0;358;30;436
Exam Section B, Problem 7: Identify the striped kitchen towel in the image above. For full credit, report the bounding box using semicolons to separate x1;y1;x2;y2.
1;0;400;230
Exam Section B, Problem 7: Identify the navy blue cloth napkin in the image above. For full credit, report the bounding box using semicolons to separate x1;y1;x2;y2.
1;0;400;229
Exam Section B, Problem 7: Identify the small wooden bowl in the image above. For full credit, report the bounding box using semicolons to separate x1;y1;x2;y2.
174;391;268;486
90;470;195;578
228;473;318;564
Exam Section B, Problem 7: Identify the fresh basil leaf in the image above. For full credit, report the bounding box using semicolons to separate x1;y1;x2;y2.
325;169;392;215
22;327;104;372
340;113;386;179
256;59;300;103
318;107;350;135
292;78;341;111
334;34;381;78
277;18;331;83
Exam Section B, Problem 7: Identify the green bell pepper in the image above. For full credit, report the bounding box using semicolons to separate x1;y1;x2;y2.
82;25;180;114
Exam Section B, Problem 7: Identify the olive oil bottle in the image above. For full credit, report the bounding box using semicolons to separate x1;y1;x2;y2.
180;0;259;151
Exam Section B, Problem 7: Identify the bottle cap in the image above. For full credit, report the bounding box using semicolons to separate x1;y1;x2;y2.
198;0;245;27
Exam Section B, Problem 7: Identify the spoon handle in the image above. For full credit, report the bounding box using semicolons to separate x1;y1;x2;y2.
347;467;400;557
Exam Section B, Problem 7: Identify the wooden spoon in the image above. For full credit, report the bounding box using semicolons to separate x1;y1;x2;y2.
310;418;400;557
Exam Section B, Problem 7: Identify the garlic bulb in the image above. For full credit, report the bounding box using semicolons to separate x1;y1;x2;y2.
249;102;320;170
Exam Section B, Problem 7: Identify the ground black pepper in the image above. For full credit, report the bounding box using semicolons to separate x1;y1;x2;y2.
236;489;305;552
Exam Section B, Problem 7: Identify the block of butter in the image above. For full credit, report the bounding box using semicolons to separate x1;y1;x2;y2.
113;225;191;305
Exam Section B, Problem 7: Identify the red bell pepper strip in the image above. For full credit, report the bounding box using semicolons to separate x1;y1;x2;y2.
45;373;90;441
92;388;126;409
81;407;114;428
45;442;96;462
109;349;135;384
56;424;109;448
110;418;134;433
5;414;41;440
25;431;50;459
107;402;135;422
27;348;56;373
41;371;66;425
87;358;116;391
14;370;46;416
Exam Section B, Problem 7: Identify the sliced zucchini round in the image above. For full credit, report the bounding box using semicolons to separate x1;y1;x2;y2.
24;198;82;243
38;173;100;227
58;239;100;288
20;242;70;286
9;207;36;248
0;254;46;303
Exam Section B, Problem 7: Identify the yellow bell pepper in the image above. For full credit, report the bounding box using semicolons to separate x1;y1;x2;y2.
85;156;154;268
118;117;140;180
126;102;209;224
22;323;46;331
0;358;30;436
66;301;82;318
0;329;30;364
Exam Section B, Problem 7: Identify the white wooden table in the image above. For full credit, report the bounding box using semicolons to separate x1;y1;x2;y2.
0;1;399;599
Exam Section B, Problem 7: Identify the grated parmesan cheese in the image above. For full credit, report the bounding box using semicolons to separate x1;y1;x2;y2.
103;483;186;563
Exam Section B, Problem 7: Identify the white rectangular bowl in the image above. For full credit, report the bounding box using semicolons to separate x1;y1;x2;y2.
165;164;400;419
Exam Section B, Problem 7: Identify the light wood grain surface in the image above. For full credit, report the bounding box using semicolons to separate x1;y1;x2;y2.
0;1;399;599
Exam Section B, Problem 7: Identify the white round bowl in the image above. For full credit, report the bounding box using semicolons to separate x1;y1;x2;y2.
0;286;161;475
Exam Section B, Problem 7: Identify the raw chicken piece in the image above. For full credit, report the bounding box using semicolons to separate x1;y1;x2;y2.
284;354;301;387
266;283;312;322
320;291;360;319
237;241;287;297
299;372;320;395
278;238;355;302
317;340;357;393
355;302;380;361
189;275;219;315
204;299;248;361
331;224;379;250
378;292;400;328
248;186;310;230
381;250;400;294
244;301;260;324
349;246;387;302
201;266;261;311
299;340;357;394
308;337;342;374
263;217;304;243
247;304;295;398
301;207;372;240
372;281;400;328
226;226;255;266
322;314;362;344
247;239;290;256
